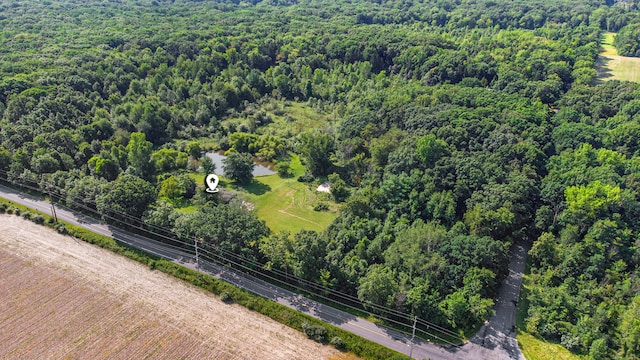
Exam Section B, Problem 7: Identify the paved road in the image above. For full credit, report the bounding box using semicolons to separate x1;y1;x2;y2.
0;184;527;360
452;239;530;360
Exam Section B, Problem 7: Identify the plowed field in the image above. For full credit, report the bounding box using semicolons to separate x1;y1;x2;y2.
0;215;343;360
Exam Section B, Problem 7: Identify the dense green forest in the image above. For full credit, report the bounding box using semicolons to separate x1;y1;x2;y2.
1;0;639;357
614;22;640;56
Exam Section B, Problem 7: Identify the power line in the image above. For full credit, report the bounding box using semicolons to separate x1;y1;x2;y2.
0;171;464;343
0;170;463;343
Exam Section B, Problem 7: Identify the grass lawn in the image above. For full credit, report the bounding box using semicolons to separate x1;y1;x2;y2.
597;32;640;83
239;155;338;234
183;155;338;234
515;263;580;360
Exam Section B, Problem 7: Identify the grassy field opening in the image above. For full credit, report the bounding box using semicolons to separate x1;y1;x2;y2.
515;263;580;360
600;32;618;56
596;32;640;83
184;155;338;234
240;155;338;234
222;100;336;138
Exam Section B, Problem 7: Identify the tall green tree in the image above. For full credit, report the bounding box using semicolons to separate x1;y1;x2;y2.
173;204;269;256
620;295;640;358
223;152;254;184
0;146;10;173
416;134;449;167
96;173;157;220
328;173;350;202
126;132;155;180
357;264;399;310
297;131;335;176
200;155;216;174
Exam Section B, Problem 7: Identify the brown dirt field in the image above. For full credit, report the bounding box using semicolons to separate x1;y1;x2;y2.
0;215;346;360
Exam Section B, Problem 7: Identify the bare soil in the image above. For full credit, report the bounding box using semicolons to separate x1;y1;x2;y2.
0;215;344;360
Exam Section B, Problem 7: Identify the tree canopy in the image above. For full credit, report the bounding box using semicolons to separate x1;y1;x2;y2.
1;0;639;356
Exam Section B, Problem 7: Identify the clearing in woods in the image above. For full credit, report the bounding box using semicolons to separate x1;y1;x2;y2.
241;155;338;234
0;215;347;360
189;154;339;234
596;32;640;83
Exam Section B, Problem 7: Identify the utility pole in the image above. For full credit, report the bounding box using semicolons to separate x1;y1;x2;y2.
194;236;199;271
48;189;58;223
409;315;417;359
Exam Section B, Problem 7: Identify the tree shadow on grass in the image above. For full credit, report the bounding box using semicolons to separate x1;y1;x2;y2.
241;178;271;195
595;55;615;82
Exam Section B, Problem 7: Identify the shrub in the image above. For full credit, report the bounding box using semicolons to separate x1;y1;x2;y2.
276;161;292;178
21;211;32;220
328;173;350;202
330;336;345;350
313;202;329;211
561;333;581;352
6;207;13;214
0;202;6;213
297;173;315;182
56;224;67;234
220;291;233;303
32;214;45;224
12;208;20;215
302;321;327;342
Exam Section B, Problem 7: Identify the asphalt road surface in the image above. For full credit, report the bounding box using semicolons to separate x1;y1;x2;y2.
0;184;527;360
454;240;529;360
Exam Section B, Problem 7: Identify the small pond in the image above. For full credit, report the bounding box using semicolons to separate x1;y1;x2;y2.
205;150;277;176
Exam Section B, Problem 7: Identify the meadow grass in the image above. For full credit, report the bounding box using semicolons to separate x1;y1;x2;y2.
263;101;336;136
222;100;335;139
600;32;617;56
189;137;219;151
597;32;640;83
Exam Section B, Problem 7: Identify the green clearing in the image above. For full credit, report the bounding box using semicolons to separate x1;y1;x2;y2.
516;263;580;360
223;101;336;138
597;32;640;83
188;137;220;151
188;102;339;234
261;101;337;137
240;155;338;234
184;155;338;234
600;32;618;56
517;332;579;360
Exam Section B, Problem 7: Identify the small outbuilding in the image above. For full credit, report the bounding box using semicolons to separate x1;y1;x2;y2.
316;182;331;193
